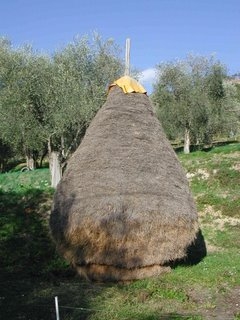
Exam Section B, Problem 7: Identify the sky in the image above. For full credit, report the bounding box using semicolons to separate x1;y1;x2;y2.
1;0;239;93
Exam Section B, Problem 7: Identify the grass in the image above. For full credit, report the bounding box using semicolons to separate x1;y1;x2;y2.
0;144;240;319
179;144;240;217
0;167;51;192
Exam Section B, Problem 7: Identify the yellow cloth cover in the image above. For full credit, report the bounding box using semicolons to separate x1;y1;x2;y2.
109;75;147;94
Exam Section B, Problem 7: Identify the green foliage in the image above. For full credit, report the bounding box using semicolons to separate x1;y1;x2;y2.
0;34;124;167
48;34;123;154
0;43;49;155
152;54;236;151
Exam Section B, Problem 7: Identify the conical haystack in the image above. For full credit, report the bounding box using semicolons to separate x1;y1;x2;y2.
50;77;200;281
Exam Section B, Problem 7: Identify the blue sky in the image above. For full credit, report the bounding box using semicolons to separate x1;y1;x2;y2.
1;0;239;93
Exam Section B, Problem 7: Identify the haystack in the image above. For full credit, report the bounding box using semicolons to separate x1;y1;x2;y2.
50;76;201;281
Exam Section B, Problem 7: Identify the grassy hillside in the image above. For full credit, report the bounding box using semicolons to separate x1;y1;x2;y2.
0;144;240;320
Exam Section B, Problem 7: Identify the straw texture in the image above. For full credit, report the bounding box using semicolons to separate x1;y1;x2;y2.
50;86;200;281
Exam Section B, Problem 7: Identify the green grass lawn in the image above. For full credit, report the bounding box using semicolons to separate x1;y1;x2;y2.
0;144;240;319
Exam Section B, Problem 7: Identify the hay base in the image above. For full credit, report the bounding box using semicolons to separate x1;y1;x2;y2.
75;263;171;282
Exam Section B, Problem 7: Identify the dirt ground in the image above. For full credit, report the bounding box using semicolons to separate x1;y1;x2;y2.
186;285;240;319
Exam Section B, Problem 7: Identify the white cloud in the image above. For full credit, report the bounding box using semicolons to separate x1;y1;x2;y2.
139;68;157;82
138;68;157;94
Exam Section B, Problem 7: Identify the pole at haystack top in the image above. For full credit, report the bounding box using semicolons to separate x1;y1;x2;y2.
125;38;130;76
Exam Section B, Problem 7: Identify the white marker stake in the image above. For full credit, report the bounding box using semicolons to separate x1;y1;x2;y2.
55;296;60;320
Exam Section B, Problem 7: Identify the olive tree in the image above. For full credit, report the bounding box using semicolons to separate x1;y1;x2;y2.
45;34;123;186
0;39;49;168
152;55;227;153
0;34;123;184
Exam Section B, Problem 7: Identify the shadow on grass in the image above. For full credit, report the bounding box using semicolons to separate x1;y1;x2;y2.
0;188;57;276
0;187;206;319
0;188;100;320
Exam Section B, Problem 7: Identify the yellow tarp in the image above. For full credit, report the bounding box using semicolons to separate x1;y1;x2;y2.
109;75;147;94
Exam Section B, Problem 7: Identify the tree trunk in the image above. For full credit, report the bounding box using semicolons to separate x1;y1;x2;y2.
61;135;65;158
184;127;191;154
48;138;62;188
50;151;62;188
26;151;37;170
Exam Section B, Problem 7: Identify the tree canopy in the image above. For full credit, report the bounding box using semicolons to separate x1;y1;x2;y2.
152;55;238;153
0;34;124;178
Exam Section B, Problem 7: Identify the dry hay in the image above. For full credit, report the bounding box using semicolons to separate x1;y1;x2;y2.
186;169;210;181
232;163;240;171
199;205;240;231
50;86;202;281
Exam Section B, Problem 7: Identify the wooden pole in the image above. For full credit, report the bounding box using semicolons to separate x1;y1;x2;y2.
124;38;130;76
